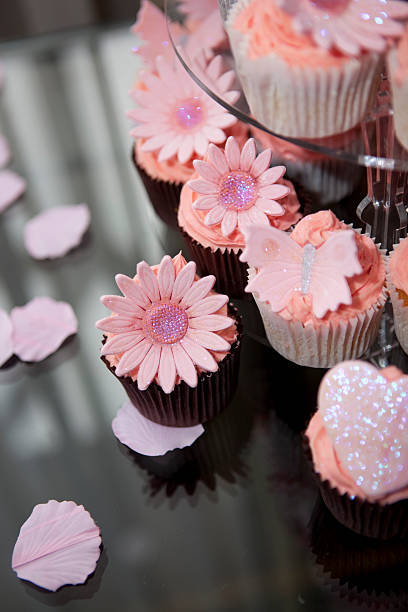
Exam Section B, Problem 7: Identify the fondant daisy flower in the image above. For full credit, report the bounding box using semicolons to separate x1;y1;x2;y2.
96;256;234;394
129;54;239;164
277;0;408;56
178;0;219;22
187;137;290;237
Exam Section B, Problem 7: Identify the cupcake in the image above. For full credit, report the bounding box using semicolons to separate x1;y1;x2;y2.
96;253;242;427
240;210;386;368
224;0;408;138
306;360;408;539
388;24;408;150
129;48;248;226
178;136;302;297
387;237;408;354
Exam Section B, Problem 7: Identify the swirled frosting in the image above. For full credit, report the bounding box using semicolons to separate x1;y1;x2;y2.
306;365;408;504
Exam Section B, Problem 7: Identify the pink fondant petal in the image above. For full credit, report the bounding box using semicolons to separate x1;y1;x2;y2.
11;500;101;592
240;138;256;171
255;198;284;216
193;195;218;211
157;345;177;394
11;297;77;363
238;210;251;234
202;126;226;143
216;70;235;93
204;205;225;226
188;179;219;195
112;400;203;456
221;209;237;237
101;331;145;356
137;261;160;303
208;144;229;174
171;261;196;301
180;336;218;372
0;170;26;213
193;160;221;185
116;338;152;377
158;135;183;162
194;132;209;158
187;294;228;317
158;255;175;300
0;135;11;168
257;165;286;185
115;274;149;308
137;344;161;390
171;343;198;387
95;316;139;334
24;204;90;260
247;207;270;225
178;135;194;164
258;184;290;200
250;149;272;178
0;308;13;367
189;314;233;331
207;114;237;129
180;276;215;308
224;137;240;170
101;296;144;318
186;329;230;351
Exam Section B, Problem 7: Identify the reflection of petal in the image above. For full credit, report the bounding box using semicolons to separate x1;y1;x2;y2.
158;345;177;394
171;343;198;387
221;209;237;237
189;314;233;331
158;255;175;300
193;160;221;184
180;276;215;308
193;195;218;211
137;261;160;302
186;329;230;351
101;331;144;356
187;294;228;317
204;205;225;226
171;261;196;301
116;338;152;376
137;344;162;390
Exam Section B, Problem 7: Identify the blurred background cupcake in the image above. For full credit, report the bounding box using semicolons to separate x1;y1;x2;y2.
388;24;408;150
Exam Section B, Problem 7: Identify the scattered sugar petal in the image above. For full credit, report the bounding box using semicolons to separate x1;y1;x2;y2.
11;297;78;362
24;204;91;260
0;135;11;168
0;170;26;212
112;400;204;456
0;308;13;366
12;500;101;592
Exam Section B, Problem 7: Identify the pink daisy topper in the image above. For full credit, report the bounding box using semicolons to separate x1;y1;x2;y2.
277;0;408;56
96;255;234;394
187;137;290;237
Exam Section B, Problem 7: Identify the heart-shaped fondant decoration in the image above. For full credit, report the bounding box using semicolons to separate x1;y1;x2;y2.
318;360;408;498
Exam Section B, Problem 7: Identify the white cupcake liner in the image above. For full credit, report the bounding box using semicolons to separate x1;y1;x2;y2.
227;15;383;138
388;48;408;151
386;245;408;355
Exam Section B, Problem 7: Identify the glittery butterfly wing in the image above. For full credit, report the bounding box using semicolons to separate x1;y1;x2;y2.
242;225;304;311
308;230;362;319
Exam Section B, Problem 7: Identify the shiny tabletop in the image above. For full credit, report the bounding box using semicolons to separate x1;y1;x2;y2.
0;25;407;612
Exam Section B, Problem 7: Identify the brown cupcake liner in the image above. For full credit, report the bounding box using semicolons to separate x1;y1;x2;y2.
179;228;247;298
303;435;408;540
132;147;181;228
102;305;242;427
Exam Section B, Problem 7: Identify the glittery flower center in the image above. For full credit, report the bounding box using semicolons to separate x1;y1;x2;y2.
175;97;203;130
310;0;348;14
144;303;188;345
219;172;257;211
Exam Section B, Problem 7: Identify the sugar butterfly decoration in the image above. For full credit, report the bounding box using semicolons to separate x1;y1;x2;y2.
240;225;362;318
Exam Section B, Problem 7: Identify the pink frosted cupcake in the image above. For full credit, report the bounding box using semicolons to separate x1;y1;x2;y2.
178;136;302;297
306;360;408;538
388;25;408;150
225;0;408;138
96;253;242;426
241;210;386;367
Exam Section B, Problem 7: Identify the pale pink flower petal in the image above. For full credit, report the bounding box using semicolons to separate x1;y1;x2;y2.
11;297;77;363
187;179;219;195
202;126;226;143
258;184;290;200
187;329;230;351
11;500;101;592
208;144;229;174
96;316;139;334
100;295;145;319
258;166;286;185
194;132;209;158
238;210;252;234
180;336;218;372
0;170;26;213
187;294;228;317
250;149;272;178
255;198;284;216
158;135;184;162
180;276;215;308
171;343;198;387
192;160;221;185
158;255;175;300
178;135;195;164
115;274;149;308
0;135;11;168
193;195;218;210
137;261;160;302
240;138;256;171
101;331;145;356
112;400;203;456
137;344;162;390
247;207;270;225
204;205;226;226
157;345;177;394
225;136;241;170
0;308;13;367
171;261;196;301
116;338;152;377
189;314;234;331
221;209;238;237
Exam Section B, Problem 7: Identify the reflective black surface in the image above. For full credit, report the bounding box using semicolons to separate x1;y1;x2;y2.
0;26;407;612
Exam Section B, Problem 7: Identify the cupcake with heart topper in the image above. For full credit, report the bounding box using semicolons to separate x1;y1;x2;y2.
96;253;242;427
305;360;408;539
240;210;386;368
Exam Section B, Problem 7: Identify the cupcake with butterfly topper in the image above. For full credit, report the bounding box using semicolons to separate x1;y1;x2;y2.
96;253;242;427
224;0;408;138
305;360;408;538
240;210;386;368
178;136;302;298
388;24;408;150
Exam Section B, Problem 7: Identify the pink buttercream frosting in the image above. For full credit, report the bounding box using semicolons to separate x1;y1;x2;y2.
306;365;408;504
389;236;408;294
277;211;385;326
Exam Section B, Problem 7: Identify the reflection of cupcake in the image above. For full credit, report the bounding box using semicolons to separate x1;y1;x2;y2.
388;237;408;354
388;25;408;150
178;136;302;297
96;253;242;427
306;360;408;539
241;210;386;368
225;0;408;138
129;52;247;226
